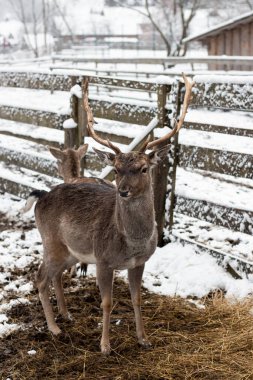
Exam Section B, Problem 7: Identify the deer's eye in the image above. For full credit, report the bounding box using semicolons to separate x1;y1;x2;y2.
141;167;148;173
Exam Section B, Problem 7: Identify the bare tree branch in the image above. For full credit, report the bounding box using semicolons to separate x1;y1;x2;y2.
173;0;200;56
31;0;39;57
114;0;172;55
246;0;253;9
52;0;74;41
8;0;38;57
42;0;48;53
144;0;172;55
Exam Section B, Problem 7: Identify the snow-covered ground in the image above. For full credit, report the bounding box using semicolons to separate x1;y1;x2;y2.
0;191;253;338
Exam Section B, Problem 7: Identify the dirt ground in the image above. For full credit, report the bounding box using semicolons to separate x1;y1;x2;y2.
1;212;253;380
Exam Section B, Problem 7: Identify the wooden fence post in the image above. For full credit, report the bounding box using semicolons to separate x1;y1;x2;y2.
152;83;171;246
64;77;79;148
64;77;88;174
166;79;183;236
78;93;88;175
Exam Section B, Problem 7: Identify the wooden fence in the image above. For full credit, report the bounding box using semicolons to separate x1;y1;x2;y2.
0;70;176;245
0;71;252;270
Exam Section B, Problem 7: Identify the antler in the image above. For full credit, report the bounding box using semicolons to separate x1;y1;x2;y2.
82;78;121;154
140;73;195;152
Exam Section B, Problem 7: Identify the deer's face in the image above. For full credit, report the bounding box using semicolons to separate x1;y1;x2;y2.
113;153;152;198
95;149;166;199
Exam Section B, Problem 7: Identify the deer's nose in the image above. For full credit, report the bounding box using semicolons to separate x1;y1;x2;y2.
119;189;129;198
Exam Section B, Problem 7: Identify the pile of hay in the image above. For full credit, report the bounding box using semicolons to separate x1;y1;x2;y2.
1;276;253;380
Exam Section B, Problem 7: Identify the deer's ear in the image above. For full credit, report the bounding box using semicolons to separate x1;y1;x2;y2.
148;145;170;166
49;146;65;160
77;144;88;159
93;148;115;165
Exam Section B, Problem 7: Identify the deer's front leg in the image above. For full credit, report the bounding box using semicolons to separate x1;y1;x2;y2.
96;264;114;355
128;264;151;348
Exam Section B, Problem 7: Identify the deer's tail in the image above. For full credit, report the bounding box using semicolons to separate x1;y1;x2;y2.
22;190;47;213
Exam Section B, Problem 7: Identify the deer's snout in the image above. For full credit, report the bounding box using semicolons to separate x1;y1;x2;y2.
118;180;131;198
119;189;129;198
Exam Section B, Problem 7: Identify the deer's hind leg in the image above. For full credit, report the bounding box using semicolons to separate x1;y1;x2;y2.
36;242;74;335
96;264;114;355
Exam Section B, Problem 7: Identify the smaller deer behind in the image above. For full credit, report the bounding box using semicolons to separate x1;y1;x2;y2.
49;144;111;186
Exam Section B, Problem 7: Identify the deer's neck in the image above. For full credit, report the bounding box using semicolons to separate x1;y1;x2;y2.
63;165;80;183
115;188;156;242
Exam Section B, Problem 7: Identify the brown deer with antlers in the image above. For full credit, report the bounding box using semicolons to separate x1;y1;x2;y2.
24;74;194;355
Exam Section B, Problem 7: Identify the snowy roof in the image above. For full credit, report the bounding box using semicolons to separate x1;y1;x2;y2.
183;11;253;43
0;19;23;40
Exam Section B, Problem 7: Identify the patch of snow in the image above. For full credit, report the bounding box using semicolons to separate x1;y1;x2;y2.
63;118;77;129
185;108;253;130
27;350;37;355
176;167;253;212
70;84;82;99
194;74;253;84
142;243;253;299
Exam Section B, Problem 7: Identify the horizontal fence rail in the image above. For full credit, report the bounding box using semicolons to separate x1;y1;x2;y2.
178;145;253;179
184;121;253;137
191;76;253;111
175;197;253;235
51;55;253;67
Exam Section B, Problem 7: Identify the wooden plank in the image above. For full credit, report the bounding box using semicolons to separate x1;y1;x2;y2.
174;196;253;235
208;37;217;70
241;24;250;56
250;22;253;55
191;82;253;111
89;98;156;125
0;130;60;147
225;30;232;56
0;101;155;131
0;147;58;177
166;80;183;232
152;84;170;246
88;76;158;91
178;145;253;179
0;71;159;92
184;121;253;137
0;177;35;199
51;54;253;67
0;105;69;129
216;34;225;70
0;71;74;91
232;27;241;56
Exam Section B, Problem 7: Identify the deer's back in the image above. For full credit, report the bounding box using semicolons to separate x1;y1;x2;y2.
35;182;116;232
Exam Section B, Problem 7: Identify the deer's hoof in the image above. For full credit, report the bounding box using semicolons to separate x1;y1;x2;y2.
49;325;62;336
139;338;152;349
100;342;111;356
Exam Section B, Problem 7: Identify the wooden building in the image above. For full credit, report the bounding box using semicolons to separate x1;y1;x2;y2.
184;11;253;70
